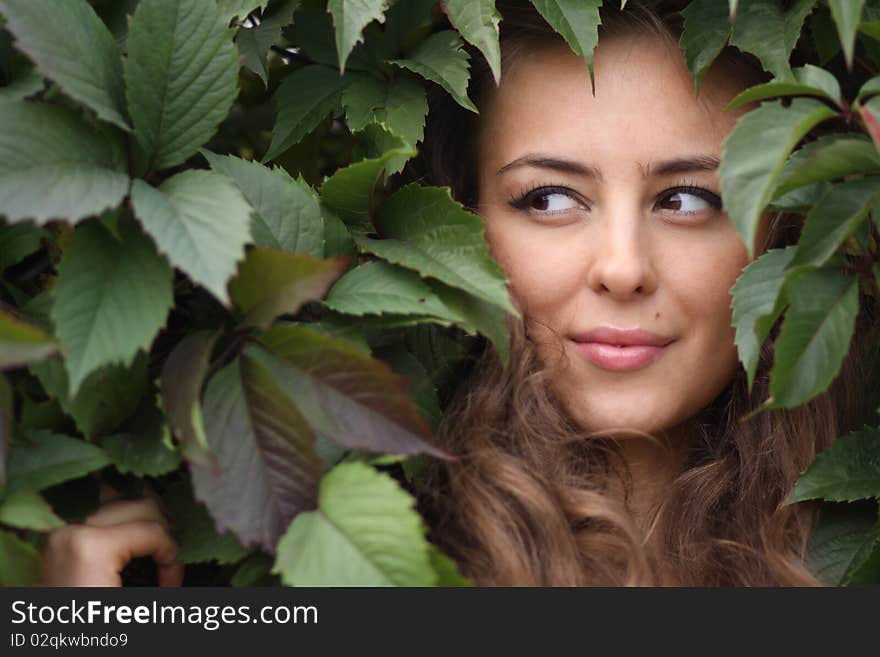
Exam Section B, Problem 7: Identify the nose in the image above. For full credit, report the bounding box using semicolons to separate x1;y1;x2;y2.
586;212;658;300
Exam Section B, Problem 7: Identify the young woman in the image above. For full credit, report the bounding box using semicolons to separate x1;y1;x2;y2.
42;0;877;586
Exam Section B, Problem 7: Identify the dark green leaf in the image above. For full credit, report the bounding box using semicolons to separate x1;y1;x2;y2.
0;490;64;531
228;248;347;329
217;0;268;23
328;0;389;73
729;0;817;80
130;171;252;305
679;0;731;92
390;30;476;112
726;64;842;109
719;98;836;259
237;0;299;85
6;430;110;494
124;0;240;170
51;220;173;395
769;268;859;409
792;426;880;502
443;0;501;84
0;221;47;270
342;75;428;148
264;64;349;162
273;461;435;585
806;501;879;585
0;101;129;225
775;136;880;198
0;0;128;129
0;375;10;488
190;358;323;552
202;150;324;256
828;0;864;69
102;401;181;477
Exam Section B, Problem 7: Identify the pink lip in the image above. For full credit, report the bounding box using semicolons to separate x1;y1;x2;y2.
571;327;675;372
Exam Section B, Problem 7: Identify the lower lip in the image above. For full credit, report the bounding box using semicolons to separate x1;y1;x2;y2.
573;341;671;371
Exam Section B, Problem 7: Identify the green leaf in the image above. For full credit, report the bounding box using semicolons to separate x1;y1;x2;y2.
0;308;57;370
730;246;797;391
530;0;601;88
0;490;64;531
0;101;129;225
51;220;173;395
809;7;842;65
729;0;817;80
859;96;880;152
0;375;11;488
160;331;218;467
229;248;348;329
428;544;472;586
230;552;277;586
0;68;44;102
828;0;864;69
719;98;836;259
130;171;252;305
189;359;324;552
163;479;248;565
237;0;299;86
328;0;389;73
124;0;240;170
102;401;181;477
0;0;129;129
342;75;428;147
6;430;110;494
790;178;880;268
0;529;40;585
325;260;509;362
374;345;442;430
857;75;880;102
775;136;880;198
791;427;880;502
273;461;435;585
390;30;476;112
264;64;349;162
0;221;47;270
443;0;501;85
806;501;879;585
844;527;880;585
319;143;414;233
726;64;842;109
679;0;731;92
323;206;356;260
217;0;268;23
255;324;449;458
768;269;859;409
202;150;324;256
357;184;517;316
31;354;149;440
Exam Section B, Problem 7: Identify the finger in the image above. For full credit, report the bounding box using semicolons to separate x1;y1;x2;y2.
158;561;185;587
102;521;182;572
85;498;169;529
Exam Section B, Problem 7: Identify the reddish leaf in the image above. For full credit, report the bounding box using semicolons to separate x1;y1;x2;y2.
255;325;452;460
190;356;323;552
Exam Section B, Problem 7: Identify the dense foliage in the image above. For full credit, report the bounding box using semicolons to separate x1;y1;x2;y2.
0;0;878;587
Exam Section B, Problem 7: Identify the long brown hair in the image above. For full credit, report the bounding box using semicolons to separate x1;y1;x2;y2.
412;0;880;585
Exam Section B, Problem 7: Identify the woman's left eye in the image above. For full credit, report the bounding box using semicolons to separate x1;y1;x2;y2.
656;187;721;215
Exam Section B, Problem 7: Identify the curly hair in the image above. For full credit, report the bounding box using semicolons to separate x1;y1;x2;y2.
411;0;880;585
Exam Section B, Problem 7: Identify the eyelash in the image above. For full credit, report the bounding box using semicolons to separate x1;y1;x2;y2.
507;181;723;219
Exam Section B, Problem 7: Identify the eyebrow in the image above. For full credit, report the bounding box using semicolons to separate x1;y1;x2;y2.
495;153;720;180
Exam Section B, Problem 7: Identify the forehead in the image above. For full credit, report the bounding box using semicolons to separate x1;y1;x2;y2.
479;35;747;171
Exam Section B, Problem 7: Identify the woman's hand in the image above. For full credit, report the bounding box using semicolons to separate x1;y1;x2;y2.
41;496;184;587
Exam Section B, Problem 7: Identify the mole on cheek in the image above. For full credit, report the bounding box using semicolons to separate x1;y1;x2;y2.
655;312;660;319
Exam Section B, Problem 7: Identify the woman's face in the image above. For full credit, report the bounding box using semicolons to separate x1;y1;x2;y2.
477;34;766;440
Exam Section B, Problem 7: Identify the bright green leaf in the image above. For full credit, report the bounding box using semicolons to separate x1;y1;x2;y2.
390;30;476;112
443;0;501;85
775;135;880;198
131;171;252;305
0;0;129;129
730;246;797;391
0;101;129;225
0;529;40;585
328;0;389;73
530;0;601;88
726;64;842;109
273;461;435;585
428;544;472;586
720;98;836;259
769;268;859;409
828;0;864;69
0;308;57;371
124;0;240;170
51;221;173;395
6;430;110;494
792;427;880;502
202;150;324;256
0;490;64;531
857;75;880;102
264;64;349;162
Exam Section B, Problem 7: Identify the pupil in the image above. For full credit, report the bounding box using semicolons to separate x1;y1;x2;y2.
532;195;549;211
667;193;682;210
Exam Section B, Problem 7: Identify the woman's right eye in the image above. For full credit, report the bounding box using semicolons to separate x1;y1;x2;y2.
510;186;588;216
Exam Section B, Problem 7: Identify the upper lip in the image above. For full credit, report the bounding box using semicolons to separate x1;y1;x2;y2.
572;327;674;347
